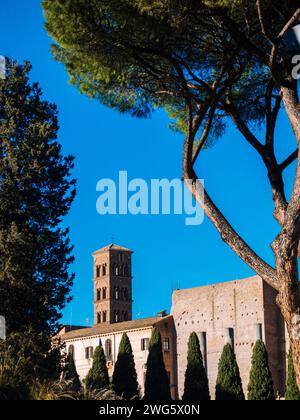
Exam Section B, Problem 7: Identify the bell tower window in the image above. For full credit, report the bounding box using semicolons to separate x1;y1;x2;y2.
102;264;107;276
97;289;101;301
103;311;107;323
124;288;128;301
124;265;129;276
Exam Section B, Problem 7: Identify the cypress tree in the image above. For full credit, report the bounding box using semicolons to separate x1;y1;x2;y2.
112;333;139;399
144;327;171;401
0;60;75;380
215;343;245;401
248;340;275;400
285;349;300;400
182;332;210;401
85;346;109;391
62;354;81;392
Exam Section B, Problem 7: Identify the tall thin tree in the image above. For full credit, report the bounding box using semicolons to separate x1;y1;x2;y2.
182;332;210;401
112;333;139;399
85;346;109;392
144;328;171;401
285;349;300;400
62;354;82;393
216;344;245;401
248;340;275;401
0;60;75;380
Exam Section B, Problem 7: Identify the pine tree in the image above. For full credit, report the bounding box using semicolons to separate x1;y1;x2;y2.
112;333;139;399
285;349;300;401
44;0;300;391
144;328;171;401
0;60;75;380
182;332;210;401
85;346;109;392
62;354;81;392
215;344;245;401
248;340;275;400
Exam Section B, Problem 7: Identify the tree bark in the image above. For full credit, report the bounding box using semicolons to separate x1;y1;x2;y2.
184;82;300;388
275;84;300;390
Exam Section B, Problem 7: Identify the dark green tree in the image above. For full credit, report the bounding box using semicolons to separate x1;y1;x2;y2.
144;328;171;401
285;349;300;401
0;331;63;400
248;340;275;401
0;60;75;380
216;344;245;401
62;354;82;393
43;0;300;387
182;332;210;401
85;346;109;392
112;333;139;399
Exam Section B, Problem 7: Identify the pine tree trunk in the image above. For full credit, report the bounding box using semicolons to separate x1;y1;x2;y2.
273;240;300;391
279;83;300;390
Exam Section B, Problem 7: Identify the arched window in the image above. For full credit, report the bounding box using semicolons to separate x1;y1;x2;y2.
102;264;107;276
115;265;119;276
85;347;93;359
68;345;75;359
103;311;107;323
102;287;107;300
114;311;120;323
115;287;120;300
97;312;101;324
105;339;112;360
96;265;101;278
97;289;101;301
124;265;129;276
124;288;128;302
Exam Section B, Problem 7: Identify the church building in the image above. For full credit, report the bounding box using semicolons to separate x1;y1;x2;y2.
58;243;286;399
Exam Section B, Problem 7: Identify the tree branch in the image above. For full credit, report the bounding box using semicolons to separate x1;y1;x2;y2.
183;101;278;290
280;150;298;171
224;100;265;155
278;8;300;39
192;105;216;165
265;81;281;149
256;0;274;42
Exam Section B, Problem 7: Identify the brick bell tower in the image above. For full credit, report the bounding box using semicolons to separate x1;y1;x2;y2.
93;244;133;325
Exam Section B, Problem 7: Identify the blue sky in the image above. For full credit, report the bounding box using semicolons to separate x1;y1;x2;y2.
0;1;297;327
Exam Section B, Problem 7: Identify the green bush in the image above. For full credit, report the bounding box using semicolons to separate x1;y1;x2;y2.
215;344;245;401
85;346;109;392
112;333;139;399
248;340;275;400
182;332;210;401
62;354;82;392
285;349;300;400
144;328;171;400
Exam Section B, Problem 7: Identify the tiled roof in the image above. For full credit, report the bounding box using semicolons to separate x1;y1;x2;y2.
93;244;133;255
60;316;169;341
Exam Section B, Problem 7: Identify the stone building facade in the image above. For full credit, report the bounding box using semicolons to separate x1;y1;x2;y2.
59;315;177;399
59;244;286;399
172;276;286;398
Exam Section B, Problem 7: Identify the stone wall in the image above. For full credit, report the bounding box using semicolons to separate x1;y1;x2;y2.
171;276;286;399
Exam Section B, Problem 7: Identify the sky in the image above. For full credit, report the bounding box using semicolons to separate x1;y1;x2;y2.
0;1;297;327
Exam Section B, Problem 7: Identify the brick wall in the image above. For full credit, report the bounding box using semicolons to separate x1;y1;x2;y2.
171;276;286;399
